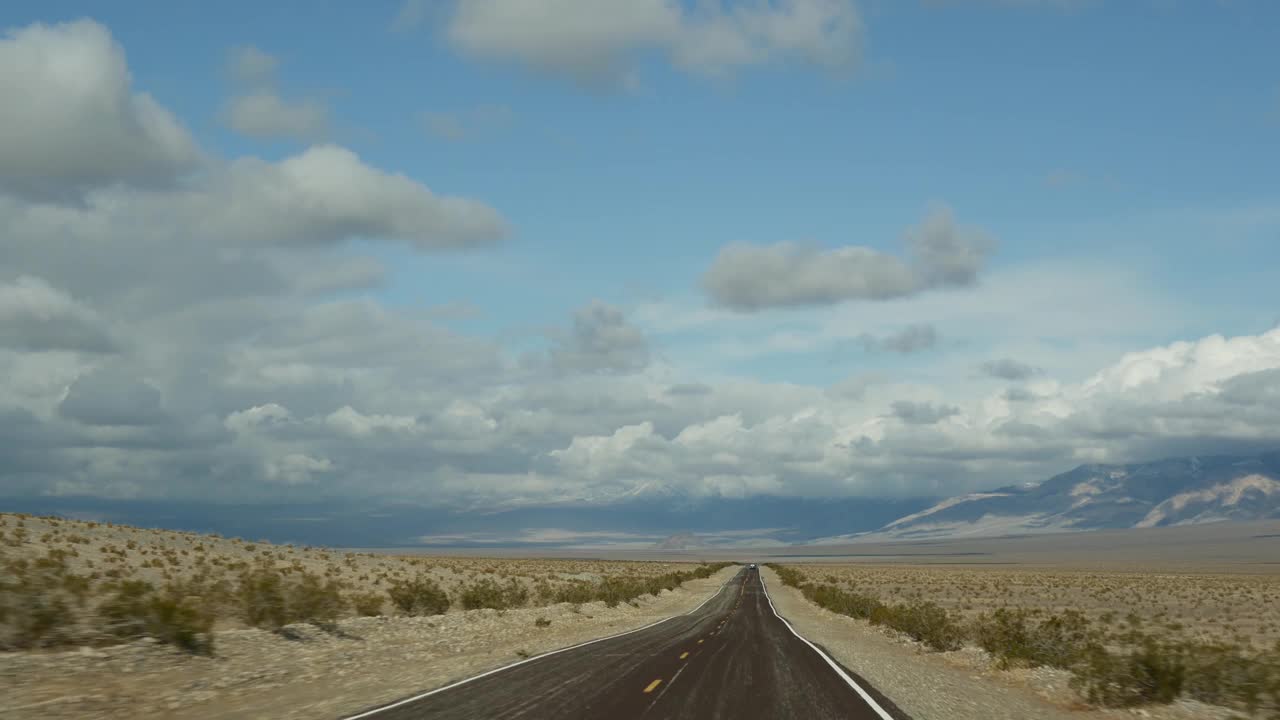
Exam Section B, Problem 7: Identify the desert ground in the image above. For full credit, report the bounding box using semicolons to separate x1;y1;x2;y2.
0;512;735;719
4;512;1279;719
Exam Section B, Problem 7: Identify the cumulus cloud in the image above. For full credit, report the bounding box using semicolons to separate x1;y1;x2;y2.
550;301;651;374
981;358;1041;380
445;0;861;89
2;17;1279;511
225;92;329;141
222;46;329;141
703;206;995;311
264;453;333;485
3;144;508;265
0;276;117;353
0;19;200;201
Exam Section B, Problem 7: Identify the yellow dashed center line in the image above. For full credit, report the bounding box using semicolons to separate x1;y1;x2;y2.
698;639;704;644
679;651;689;660
643;679;663;694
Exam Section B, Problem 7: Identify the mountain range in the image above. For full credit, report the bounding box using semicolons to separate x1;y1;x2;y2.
819;451;1280;543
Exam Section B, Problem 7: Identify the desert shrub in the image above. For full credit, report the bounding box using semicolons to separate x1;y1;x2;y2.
551;581;598;605
351;592;385;616
766;564;808;589
98;580;215;654
871;600;966;652
535;617;552;627
460;578;529;610
1071;636;1186;707
804;583;882;620
1180;639;1278;714
0;554;87;649
792;578;963;652
972;608;1097;670
388;575;450;616
549;563;731;608
237;567;288;629
236;566;346;630
284;572;346;626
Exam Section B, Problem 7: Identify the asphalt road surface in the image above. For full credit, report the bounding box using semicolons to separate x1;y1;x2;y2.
343;566;909;720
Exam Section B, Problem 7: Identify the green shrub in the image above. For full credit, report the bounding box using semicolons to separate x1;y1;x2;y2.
1072;637;1186;707
766;564;807;588
547;563;730;608
871;600;966;652
388;575;450;616
284;572;346;626
460;578;529;610
0;554;84;649
236;566;347;630
99;580;215;654
351;592;385;616
972;608;1097;670
237;567;288;629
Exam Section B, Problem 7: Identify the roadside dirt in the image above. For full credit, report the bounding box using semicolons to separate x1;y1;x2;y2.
760;565;1246;720
0;566;739;719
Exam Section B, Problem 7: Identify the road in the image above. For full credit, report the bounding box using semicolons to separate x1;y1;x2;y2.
343;566;909;720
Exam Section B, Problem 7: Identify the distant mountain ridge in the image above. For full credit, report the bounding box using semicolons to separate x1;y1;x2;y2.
821;451;1280;543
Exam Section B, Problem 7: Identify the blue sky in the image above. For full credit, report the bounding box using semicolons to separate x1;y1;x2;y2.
1;0;1279;514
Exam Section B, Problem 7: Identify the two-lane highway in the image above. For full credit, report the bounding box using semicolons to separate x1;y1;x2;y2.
344;566;909;720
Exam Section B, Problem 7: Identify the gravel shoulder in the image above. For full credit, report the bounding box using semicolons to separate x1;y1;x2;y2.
760;565;1242;720
0;566;740;719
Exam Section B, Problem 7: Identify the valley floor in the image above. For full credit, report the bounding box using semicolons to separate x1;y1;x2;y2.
761;565;1262;720
0;567;739;719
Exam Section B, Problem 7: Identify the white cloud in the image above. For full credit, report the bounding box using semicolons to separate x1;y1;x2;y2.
0;19;200;200
702;206;995;311
228;46;279;85
0;276;116;353
446;0;861;88
264;452;333;485
1;17;1277;512
549;301;651;374
325;405;420;437
222;46;330;141
224;91;329;140
3;144;508;259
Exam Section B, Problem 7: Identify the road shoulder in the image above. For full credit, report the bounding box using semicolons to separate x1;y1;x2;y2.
758;566;1236;720
1;566;741;720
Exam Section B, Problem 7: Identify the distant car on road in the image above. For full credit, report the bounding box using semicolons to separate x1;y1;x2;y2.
748;563;756;569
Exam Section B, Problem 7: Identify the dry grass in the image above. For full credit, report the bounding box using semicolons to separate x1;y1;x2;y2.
0;512;726;654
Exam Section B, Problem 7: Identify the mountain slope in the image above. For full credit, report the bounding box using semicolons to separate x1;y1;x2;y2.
826;451;1280;542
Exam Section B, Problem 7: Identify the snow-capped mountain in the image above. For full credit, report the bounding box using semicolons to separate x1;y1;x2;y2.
825;451;1280;542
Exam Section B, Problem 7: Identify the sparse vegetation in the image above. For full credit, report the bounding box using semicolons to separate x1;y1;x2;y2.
388;575;451;616
0;512;733;661
460;577;530;610
768;563;1280;716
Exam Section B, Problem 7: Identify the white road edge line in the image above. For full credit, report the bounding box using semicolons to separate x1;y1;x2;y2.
758;570;897;720
339;567;744;719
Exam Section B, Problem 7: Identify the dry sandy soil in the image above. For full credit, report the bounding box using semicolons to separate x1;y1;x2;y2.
1;572;738;719
0;512;738;719
760;565;1250;720
6;512;1277;719
794;563;1280;652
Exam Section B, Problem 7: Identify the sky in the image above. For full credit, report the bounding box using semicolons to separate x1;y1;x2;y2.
1;0;1279;520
